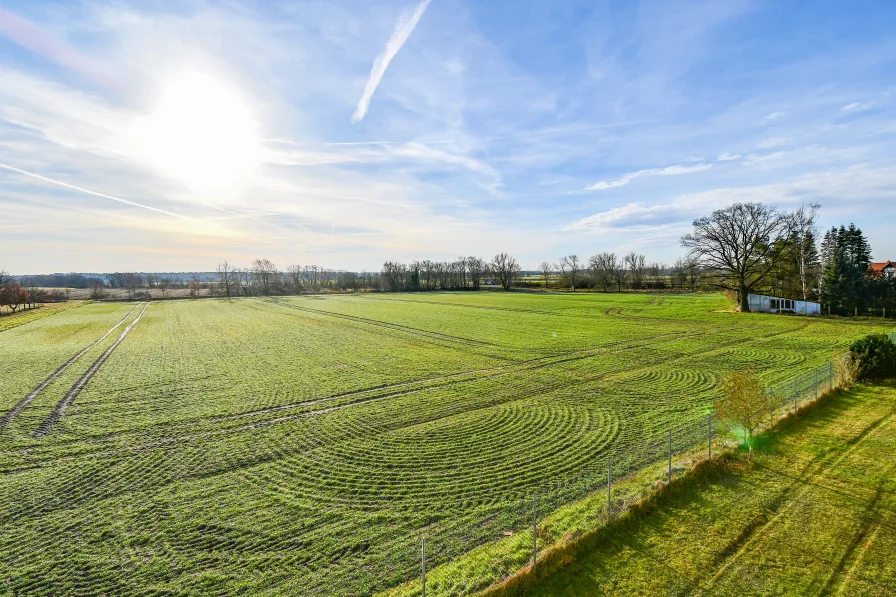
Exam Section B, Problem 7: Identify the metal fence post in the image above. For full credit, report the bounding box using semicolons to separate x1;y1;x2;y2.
668;429;673;481
708;412;713;461
607;457;612;522
532;492;537;575
829;361;834;391
421;536;426;597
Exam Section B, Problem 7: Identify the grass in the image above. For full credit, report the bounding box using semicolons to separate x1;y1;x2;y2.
0;292;892;596
0;300;84;332
497;381;896;597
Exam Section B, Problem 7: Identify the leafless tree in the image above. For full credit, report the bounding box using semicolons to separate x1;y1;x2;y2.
588;253;616;291
467;257;486;290
286;264;303;294
790;203;821;300
89;281;105;300
539;261;553;289
490;252;520;290
625;252;647;289
251;258;278;296
216;261;239;300
158;277;170;299
681;202;793;312
188;274;203;297
559;255;582;291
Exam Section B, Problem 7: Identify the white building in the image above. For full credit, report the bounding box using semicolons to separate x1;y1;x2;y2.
748;293;820;315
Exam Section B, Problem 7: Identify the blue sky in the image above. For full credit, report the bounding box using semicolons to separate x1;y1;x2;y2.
1;0;895;273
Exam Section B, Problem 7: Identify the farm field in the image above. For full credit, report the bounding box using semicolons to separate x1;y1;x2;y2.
0;300;84;332
515;381;896;597
0;292;892;596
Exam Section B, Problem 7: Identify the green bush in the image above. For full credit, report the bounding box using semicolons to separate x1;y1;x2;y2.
849;333;896;380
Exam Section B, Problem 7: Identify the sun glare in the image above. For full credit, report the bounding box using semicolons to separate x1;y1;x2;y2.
137;71;261;191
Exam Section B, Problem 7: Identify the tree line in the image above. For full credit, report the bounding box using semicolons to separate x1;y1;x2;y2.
214;259;381;298
0;271;67;315
5;202;893;315
680;202;895;314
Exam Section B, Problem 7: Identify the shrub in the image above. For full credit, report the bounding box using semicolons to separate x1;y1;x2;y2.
833;354;860;389
848;333;896;380
715;369;775;455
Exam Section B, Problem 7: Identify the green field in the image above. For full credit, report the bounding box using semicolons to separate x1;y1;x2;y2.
513;381;896;596
0;292;891;595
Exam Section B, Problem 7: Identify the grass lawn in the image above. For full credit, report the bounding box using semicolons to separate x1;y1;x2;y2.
508;381;896;597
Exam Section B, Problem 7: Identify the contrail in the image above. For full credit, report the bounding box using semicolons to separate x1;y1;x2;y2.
0;161;200;223
0;161;307;255
351;0;431;123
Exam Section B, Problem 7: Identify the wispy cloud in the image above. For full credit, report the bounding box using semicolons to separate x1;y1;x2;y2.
583;163;712;191
757;137;792;148
717;152;741;161
842;101;874;112
351;0;432;123
761;111;783;123
566;165;896;234
0;8;108;85
743;151;786;165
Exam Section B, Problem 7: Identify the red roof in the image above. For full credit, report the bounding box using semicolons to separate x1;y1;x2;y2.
870;261;895;274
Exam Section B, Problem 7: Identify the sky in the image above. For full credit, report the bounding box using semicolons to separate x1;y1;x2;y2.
1;0;895;274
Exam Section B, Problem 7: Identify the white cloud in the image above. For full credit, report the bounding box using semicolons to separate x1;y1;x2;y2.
583;163;712;191
743;151;786;165
566;165;896;234
761;111;783;123
717;152;741;161
757;137;792;149
351;0;432;123
842;101;874;112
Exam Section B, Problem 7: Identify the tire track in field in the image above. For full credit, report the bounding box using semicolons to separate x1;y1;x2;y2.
17;317;776;454
694;408;896;595
0;303;143;429
264;299;501;349
0;322;835;529
68;322;761;453
32;302;150;438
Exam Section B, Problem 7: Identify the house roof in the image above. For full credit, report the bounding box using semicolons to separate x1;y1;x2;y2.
870;261;896;273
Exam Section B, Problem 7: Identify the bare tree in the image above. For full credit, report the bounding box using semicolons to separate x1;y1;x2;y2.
558;255;581;291
216;261;239;300
158;277;170;299
790;203;821;300
251;258;278;296
587;253;613;291
625;252;646;289
467;257;486;290
539;261;553;289
188;274;203;297
681;202;793;312
0;270;11;315
286;264;303;294
490;253;520;290
89;281;105;300
612;258;627;291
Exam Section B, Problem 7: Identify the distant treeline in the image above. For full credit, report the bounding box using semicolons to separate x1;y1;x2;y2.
18;273;104;289
4;203;894;315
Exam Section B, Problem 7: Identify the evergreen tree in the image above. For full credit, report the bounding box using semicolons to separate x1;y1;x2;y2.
820;224;873;314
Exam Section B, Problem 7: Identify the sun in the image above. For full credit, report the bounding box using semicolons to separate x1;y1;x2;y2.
137;71;261;192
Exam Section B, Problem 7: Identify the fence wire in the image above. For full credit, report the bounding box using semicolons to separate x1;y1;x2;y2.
379;353;874;597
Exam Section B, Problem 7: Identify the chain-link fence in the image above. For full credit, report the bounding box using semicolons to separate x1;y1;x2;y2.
381;355;864;597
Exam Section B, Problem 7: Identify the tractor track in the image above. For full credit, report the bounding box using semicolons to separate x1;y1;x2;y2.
32;303;150;438
0;303;143;429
